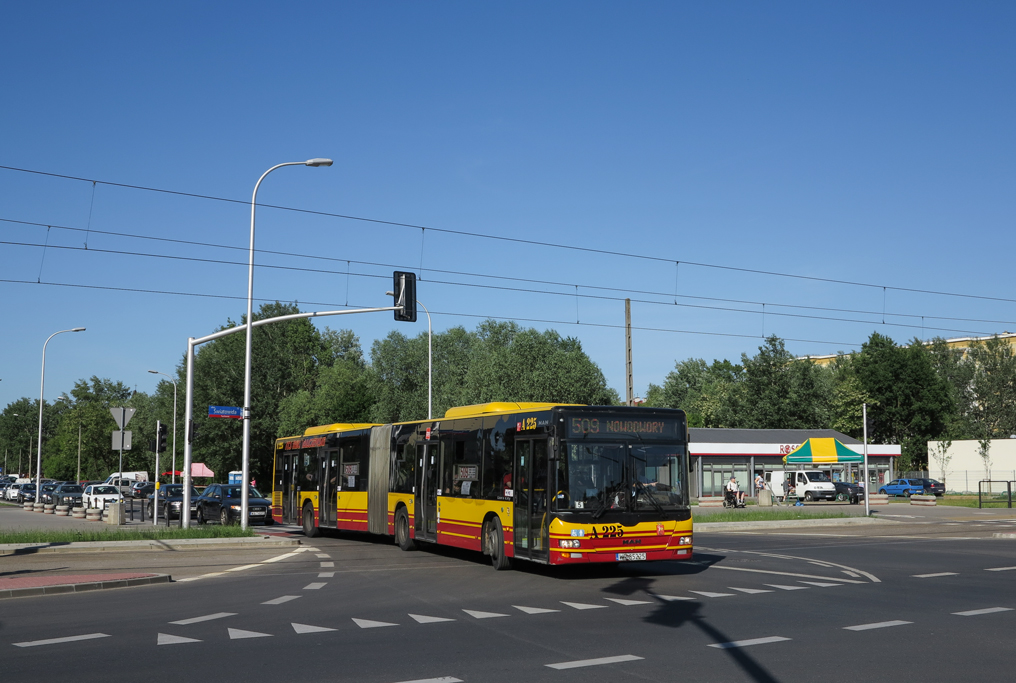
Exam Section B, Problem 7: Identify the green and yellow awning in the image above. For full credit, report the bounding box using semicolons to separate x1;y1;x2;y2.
782;438;863;464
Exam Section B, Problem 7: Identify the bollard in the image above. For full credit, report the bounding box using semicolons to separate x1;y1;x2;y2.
44;504;56;514
71;507;86;519
23;501;34;511
85;507;102;521
55;505;70;516
33;502;45;513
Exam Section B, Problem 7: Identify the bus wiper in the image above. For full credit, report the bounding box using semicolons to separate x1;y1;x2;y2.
592;480;626;519
634;479;664;514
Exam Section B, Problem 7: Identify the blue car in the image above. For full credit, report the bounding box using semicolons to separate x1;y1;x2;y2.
879;478;925;497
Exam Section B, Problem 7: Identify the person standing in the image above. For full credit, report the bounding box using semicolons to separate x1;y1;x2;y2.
754;472;765;496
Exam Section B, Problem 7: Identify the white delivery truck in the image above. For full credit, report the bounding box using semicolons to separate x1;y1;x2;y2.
767;470;837;502
104;471;148;496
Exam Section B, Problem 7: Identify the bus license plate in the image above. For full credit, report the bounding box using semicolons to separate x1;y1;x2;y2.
616;552;646;561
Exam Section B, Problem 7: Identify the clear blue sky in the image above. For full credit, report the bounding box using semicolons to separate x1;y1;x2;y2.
2;1;1014;410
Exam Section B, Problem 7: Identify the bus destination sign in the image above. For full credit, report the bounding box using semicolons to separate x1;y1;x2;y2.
566;414;680;439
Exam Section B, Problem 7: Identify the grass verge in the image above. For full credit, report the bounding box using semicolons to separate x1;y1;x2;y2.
693;509;851;523
0;526;258;545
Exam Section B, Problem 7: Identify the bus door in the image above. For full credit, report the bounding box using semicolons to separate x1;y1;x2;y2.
280;451;298;524
513;438;549;562
320;449;337;527
416;444;438;542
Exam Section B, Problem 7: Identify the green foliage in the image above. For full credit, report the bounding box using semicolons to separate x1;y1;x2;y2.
967;336;1016;439
0;525;256;545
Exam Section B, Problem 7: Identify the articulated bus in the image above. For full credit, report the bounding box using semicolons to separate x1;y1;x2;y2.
272;402;692;569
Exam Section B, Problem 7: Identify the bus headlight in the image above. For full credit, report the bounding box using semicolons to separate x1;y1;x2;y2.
678;535;692;546
559;539;581;549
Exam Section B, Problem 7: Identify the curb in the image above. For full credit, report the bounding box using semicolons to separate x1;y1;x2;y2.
0;536;301;556
0;574;171;600
694;516;898;532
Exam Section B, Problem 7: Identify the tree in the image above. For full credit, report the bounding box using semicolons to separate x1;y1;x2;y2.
977;437;992;481
967;336;1016;439
929;438;953;485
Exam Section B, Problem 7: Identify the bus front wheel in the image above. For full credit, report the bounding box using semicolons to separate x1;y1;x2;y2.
486;517;512;571
395;507;416;551
302;503;319;538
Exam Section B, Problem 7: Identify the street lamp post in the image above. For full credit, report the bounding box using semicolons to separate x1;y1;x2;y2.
240;159;332;529
149;370;178;484
37;328;85;505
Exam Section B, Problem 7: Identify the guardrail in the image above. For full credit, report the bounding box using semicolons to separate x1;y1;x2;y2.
978;481;1014;509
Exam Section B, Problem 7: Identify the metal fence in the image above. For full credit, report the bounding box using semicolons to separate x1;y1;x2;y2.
978;481;1014;509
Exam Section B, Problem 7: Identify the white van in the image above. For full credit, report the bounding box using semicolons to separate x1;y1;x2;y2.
104;472;148;483
767;470;837;502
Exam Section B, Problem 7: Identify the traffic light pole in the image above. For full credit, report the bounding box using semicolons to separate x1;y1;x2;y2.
153;419;160;525
180;304;401;529
863;403;870;517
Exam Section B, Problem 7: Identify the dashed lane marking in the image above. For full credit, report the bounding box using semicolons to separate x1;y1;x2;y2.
293;623;337;633
157;633;201;645
462;609;509;619
730;587;772;594
952;607;1014;617
13;633;110;648
986;566;1016;572
708;636;790;649
514;605;560;614
800;581;843;587
262;551;302;564
409;614;456;624
228;628;271;640
765;584;808;591
304;582;327;590
913;572;958;578
652;594;695;601
546;654;644;670
353;618;399;629
316;553;331;558
690;591;736;598
170;612;236;625
319;572;336;578
604;598;653;606
391;678;462;683
320;561;335;567
561;601;608;610
709;565;864;584
262;595;301;605
844;620;912;631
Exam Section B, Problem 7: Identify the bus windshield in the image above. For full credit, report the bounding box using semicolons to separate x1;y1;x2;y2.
558;441;685;512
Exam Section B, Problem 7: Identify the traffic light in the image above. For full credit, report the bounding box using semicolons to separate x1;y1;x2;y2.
157;422;168;453
393;271;417;323
188;419;201;444
148;439;158;453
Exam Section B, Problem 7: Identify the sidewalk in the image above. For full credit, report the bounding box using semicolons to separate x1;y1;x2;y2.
0;572;170;599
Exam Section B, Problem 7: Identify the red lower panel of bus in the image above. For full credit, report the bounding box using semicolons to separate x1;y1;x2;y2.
550;548;692;564
436;517;483;552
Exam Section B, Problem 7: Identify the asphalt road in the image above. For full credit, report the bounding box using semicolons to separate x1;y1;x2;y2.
3;511;1015;683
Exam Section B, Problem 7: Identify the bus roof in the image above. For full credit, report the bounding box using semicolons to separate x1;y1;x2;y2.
442;402;577;420
304;423;377;436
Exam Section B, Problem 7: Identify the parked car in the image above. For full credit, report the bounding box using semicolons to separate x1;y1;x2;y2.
52;483;84;507
146;484;199;520
39;483;61;505
833;481;864;504
83;484;121;509
17;483;37;504
5;482;23;501
194;484;273;526
916;478;945;497
131;481;155;499
879;478;926;497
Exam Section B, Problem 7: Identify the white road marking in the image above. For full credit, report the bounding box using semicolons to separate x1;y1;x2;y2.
799;581;842;587
729;587;772;594
690;591;736;598
352;618;399;629
952;607;1014;617
808;561;834;567
986;566;1016;572
710;565;863;584
177;571;226;582
157;633;201;645
546;654;644;669
844;620;912;631
292;623;337;633
766;584;808;591
390;678;462;683
561;601;608;610
409;614;456;623
514;605;560;614
604;598;652;606
262;551;301;564
319;572;336;578
226;564;260;572
13;633;110;648
228;628;272;640
913;572;958;578
316;553;331;558
709;636;790;649
262;595;301;605
302;546;320;551
652;594;695;601
462;609;509;619
170;612;236;625
841;571;860;578
304;582;327;590
320;561;335;567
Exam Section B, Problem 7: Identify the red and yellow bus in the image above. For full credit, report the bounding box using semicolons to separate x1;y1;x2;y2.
273;402;692;569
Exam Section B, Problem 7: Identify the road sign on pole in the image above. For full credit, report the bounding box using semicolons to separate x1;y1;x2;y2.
110;407;136;429
208;406;243;419
112;430;132;451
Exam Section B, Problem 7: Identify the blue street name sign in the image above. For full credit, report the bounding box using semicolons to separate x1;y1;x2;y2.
208;405;243;419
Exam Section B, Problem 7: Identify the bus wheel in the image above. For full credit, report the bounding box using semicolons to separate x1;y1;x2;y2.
302;503;319;538
395;508;416;551
486;517;512;571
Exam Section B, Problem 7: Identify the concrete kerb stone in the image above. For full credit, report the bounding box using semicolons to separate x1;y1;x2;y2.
694;516;899;533
0;574;171;600
0;535;300;556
